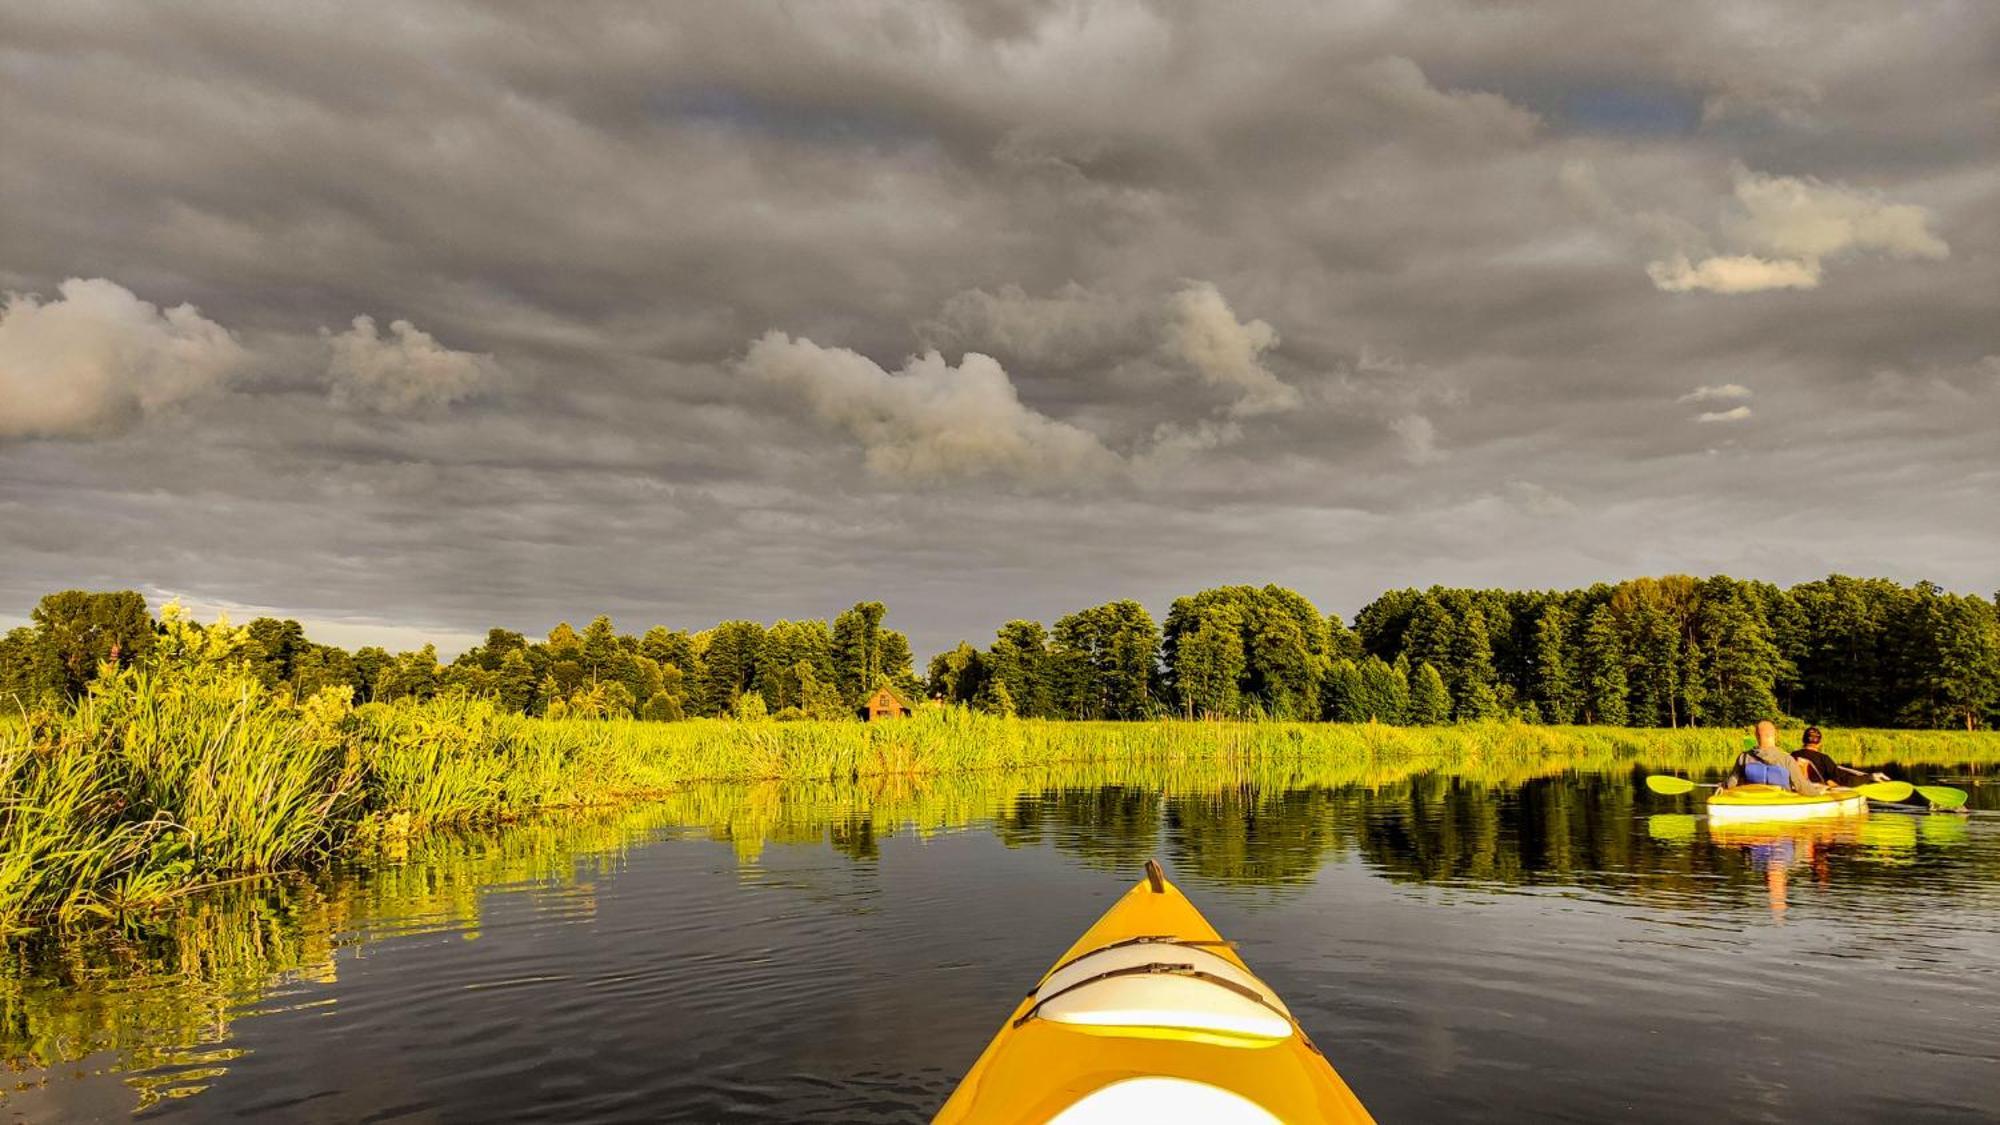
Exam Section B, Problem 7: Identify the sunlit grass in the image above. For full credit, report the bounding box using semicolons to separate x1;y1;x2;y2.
6;660;1998;936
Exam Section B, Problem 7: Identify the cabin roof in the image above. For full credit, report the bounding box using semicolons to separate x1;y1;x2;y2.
866;683;912;709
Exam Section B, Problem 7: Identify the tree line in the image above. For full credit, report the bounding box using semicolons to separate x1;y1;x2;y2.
4;574;1997;729
930;575;1999;730
0;594;921;722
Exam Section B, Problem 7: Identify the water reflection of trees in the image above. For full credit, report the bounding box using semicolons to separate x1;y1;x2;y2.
1349;773;1650;886
1165;785;1350;886
4;760;1989;1116
995;786;1161;873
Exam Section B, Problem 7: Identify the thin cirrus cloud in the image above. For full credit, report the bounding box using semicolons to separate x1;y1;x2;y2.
1648;170;1948;294
0;277;246;440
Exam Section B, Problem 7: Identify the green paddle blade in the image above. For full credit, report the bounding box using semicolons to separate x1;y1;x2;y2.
1854;780;1914;802
1915;784;1969;810
1647;814;1699;844
1645;775;1696;796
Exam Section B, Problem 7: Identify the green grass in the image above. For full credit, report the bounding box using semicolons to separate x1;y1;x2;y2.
6;658;1998;935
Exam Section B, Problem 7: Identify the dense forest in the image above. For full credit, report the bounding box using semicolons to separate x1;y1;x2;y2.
3;575;1997;730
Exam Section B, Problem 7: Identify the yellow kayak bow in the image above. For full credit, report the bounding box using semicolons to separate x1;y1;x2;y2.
935;860;1375;1124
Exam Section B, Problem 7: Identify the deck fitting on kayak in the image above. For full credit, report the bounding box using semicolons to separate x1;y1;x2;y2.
1145;858;1166;893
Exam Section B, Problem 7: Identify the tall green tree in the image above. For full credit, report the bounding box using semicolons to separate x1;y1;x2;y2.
757;619;838;712
375;645;442;702
497;647;539;713
1174;605;1245;718
0;625;65;708
700;620;766;715
1408;662;1451;725
927;641;984;705
1052;600;1159;719
1356;656;1409;724
1579;606;1628;726
1528;606;1577;724
1324;659;1365;723
1163;585;1328;719
1695;592;1780;725
1903;591;2000;730
1401;596;1456;681
832;602;916;708
983;620;1053;718
1627;600;1682;727
1449;609;1501;721
30;589;154;698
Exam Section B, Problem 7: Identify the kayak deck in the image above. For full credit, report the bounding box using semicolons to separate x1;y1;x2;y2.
935;861;1374;1124
1708;783;1869;822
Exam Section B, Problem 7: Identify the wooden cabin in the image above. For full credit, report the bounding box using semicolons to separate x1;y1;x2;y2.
865;684;911;721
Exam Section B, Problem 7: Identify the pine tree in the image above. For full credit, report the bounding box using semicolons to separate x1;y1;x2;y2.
1409;662;1451;725
1450;609;1501;721
1529;606;1577;724
1580;606;1628;726
1678;633;1706;728
1176;606;1246;718
985;620;1053;718
1403;595;1455;674
1698;595;1782;726
1906;593;2000;731
1357;655;1408;723
975;677;1017;718
1628;601;1681;727
1324;659;1365;722
497;648;538;713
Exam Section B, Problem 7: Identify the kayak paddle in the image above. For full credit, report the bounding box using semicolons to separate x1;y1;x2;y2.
1644;775;1915;802
1912;784;1969;810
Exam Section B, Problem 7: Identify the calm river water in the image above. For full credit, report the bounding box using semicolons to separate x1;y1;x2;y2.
5;762;1997;1122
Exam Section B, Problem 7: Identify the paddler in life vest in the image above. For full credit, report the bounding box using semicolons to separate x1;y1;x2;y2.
1792;726;1890;788
1721;720;1822;794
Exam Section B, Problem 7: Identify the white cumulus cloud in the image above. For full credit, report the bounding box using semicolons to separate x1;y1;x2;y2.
1647;254;1821;294
1645;170;1947;294
740;331;1118;484
1679;383;1754;403
1730;171;1949;262
1695;405;1753;423
1165;282;1301;416
0;277;247;440
325;315;491;413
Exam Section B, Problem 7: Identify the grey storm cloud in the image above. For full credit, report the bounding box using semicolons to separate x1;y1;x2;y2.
2;0;1998;656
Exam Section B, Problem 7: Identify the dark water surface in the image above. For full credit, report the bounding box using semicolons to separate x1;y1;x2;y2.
5;764;1997;1123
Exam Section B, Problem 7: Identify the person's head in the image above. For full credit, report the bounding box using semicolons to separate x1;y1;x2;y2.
1754;719;1779;750
1802;726;1822;748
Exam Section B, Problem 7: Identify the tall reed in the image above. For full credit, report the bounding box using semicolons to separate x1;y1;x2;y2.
5;656;1998;935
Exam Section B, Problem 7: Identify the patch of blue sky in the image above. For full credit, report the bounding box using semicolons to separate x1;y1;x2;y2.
1555;85;1703;137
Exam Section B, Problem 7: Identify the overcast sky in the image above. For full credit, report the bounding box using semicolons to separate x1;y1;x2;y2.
2;1;1996;658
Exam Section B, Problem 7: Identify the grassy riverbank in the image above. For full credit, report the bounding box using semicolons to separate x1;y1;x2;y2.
6;646;1998;934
